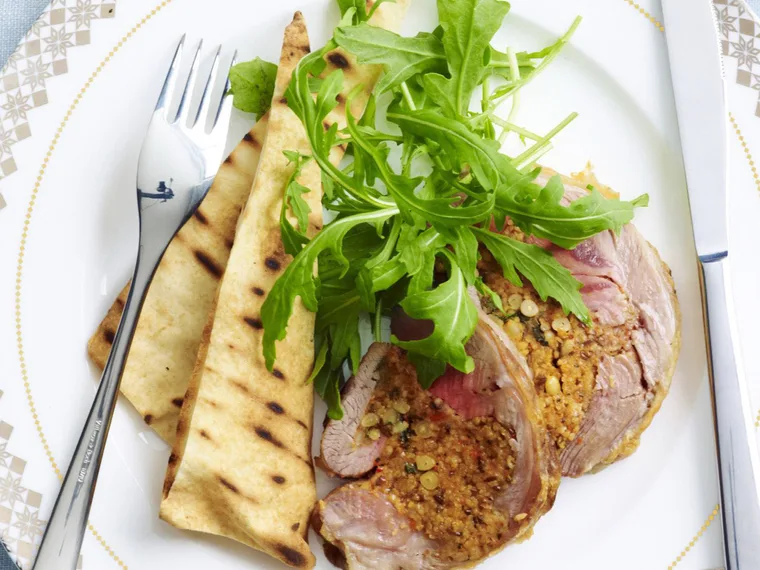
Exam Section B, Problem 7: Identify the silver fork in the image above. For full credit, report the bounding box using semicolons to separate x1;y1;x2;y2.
32;37;234;570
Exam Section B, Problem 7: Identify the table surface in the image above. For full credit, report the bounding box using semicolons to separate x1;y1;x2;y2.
0;0;49;69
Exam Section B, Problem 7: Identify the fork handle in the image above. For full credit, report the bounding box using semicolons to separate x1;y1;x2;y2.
700;254;760;569
32;246;160;570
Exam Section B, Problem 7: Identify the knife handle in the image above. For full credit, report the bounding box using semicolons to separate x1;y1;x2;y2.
700;254;760;569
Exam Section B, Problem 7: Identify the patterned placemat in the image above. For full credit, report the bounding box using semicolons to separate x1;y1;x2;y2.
716;0;760;117
0;0;116;188
0;390;42;570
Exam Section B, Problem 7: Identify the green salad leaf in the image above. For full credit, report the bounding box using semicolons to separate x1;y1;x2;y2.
286;51;394;212
497;174;649;249
253;0;647;418
451;226;479;285
279;151;312;256
317;288;362;371
313;365;343;420
337;0;396;23
474;277;504;311
473;227;590;323
392;252;478;374
227;58;278;118
407;353;448;390
434;0;510;114
261;207;398;370
335;25;447;92
387;108;511;190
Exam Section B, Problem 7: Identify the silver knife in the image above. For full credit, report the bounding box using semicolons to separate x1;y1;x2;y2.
662;0;760;567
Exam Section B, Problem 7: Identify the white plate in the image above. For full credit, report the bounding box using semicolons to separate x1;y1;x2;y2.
3;0;760;568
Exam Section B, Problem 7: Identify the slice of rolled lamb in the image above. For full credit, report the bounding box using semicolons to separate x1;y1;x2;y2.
315;308;559;569
477;170;681;476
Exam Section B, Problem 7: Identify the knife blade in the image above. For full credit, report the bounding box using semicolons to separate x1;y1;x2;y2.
662;1;760;569
661;0;727;259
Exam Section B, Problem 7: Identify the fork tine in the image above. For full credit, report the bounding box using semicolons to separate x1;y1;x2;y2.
209;52;237;132
155;34;185;117
190;45;222;130
173;39;203;124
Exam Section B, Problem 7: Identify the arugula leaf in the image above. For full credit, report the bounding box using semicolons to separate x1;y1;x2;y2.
436;0;510;114
317;290;362;371
319;224;386;281
260;1;647;408
487;49;536;81
286;49;394;211
313;365;343;419
333;316;362;372
359;260;406;301
398;228;444;274
421;74;458;117
335;25;447;92
308;339;329;383
388;108;513;190
337;0;365;18
308;334;344;419
475;277;504;311
490;16;581;103
451;226;479;284
408;352;448;389
407;248;437;294
337;0;396;23
392;252;478;374
394;75;431;113
227;58;278;118
262;207;398;369
496;174;648;249
347;101;495;227
358;226;444;308
366;0;396;20
355;219;401;310
392;226;443;295
473;227;590;323
279;151;312;256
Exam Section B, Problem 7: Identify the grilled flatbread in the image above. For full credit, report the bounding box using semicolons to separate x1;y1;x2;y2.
160;13;318;567
87;117;269;443
160;3;410;567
